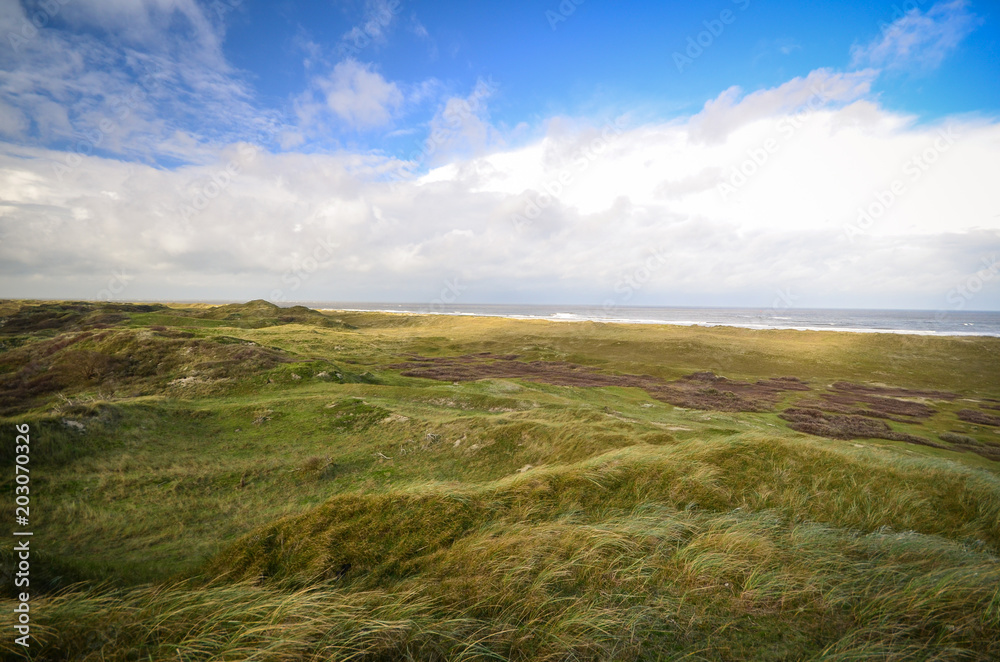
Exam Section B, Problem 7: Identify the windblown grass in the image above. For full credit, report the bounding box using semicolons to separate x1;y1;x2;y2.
0;300;998;659
14;500;1000;660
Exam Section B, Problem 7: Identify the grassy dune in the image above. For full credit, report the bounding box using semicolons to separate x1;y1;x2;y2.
1;300;999;660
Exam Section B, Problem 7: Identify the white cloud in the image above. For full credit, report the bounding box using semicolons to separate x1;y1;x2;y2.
299;60;403;131
409;15;438;59
689;68;878;143
0;0;276;162
0;99;28;137
461;95;998;239
0;4;997;309
851;0;979;70
338;0;402;56
56;0;225;60
293;32;325;70
1;71;998;309
411;77;500;166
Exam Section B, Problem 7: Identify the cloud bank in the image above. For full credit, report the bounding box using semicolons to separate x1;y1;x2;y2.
0;0;997;312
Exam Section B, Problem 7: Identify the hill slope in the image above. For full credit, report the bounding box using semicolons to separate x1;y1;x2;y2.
0;301;998;660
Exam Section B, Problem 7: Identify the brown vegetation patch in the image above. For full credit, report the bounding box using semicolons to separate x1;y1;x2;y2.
830;381;959;400
756;376;812;391
780;407;943;448
967;446;1000;461
391;355;809;412
0;302;163;334
0;329;290;413
957;409;1000;427
790;398;912;423
821;392;934;420
786;382;941;426
938;432;1000;461
645;373;809;412
394;354;636;388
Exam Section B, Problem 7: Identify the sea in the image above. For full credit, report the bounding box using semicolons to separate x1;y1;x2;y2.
296;302;1000;338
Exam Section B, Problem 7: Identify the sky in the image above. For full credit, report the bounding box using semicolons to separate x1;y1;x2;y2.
0;0;998;311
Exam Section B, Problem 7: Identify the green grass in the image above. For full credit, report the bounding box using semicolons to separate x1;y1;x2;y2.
0;300;998;660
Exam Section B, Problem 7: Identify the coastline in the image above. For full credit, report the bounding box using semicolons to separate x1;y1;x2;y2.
317;306;1000;338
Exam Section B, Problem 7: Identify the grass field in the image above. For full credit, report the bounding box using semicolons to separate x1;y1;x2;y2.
1;299;998;660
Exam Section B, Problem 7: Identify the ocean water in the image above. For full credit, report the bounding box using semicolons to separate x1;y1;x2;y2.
299;302;1000;337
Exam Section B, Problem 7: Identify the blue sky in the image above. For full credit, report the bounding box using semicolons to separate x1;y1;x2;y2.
222;0;1000;137
1;0;999;310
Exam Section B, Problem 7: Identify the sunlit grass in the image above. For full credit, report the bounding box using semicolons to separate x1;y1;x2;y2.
0;301;998;659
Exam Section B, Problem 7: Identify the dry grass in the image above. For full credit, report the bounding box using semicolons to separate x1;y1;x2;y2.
394;355;809;412
959;408;1000;427
1;300;999;660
